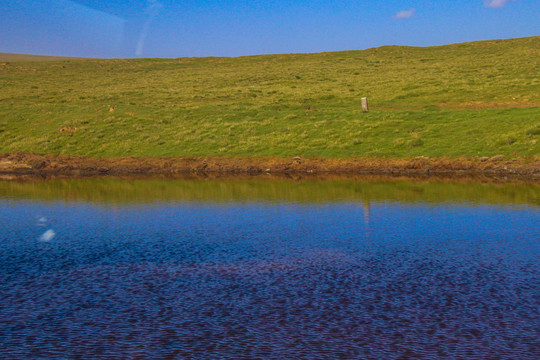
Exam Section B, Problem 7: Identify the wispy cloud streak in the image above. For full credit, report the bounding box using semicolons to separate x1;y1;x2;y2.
485;0;516;8
136;0;163;56
393;9;415;19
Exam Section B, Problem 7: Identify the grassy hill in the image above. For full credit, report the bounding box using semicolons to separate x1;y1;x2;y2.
0;36;538;158
0;53;85;61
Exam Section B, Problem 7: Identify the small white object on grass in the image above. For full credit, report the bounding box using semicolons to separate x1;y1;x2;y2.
361;97;369;112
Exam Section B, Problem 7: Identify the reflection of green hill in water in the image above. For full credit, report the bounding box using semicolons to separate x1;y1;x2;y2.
1;177;538;206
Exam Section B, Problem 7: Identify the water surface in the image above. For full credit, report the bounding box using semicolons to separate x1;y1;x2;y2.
1;178;539;359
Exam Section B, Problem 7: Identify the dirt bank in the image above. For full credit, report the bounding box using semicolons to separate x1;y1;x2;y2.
0;153;539;181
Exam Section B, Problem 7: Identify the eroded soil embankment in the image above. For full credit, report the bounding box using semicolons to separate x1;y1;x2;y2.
0;153;539;180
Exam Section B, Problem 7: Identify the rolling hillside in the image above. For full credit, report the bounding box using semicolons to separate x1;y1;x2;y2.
0;53;85;61
0;36;538;158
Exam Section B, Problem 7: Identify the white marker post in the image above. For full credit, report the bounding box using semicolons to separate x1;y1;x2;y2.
361;97;369;112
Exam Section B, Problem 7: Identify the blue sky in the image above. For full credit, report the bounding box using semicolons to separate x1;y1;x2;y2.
1;0;538;58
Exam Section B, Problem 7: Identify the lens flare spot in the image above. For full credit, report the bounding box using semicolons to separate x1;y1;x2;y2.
39;229;56;242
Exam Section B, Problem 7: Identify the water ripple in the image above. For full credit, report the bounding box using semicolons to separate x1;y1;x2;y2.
0;200;538;359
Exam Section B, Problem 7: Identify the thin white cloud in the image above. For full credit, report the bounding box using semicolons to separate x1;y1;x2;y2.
485;0;516;8
393;9;415;19
136;0;163;56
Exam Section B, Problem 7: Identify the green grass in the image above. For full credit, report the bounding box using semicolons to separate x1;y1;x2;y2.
0;36;538;158
0;53;85;61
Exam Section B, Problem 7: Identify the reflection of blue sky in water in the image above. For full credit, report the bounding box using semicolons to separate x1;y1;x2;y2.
0;198;539;358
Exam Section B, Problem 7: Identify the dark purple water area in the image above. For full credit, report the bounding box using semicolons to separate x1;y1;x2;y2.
0;179;539;359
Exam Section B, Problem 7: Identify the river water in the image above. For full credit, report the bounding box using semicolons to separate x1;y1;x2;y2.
0;177;538;359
